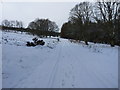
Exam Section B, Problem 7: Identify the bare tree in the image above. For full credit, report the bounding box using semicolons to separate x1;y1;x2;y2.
94;0;120;22
2;19;10;27
28;21;38;30
93;0;120;46
2;19;23;28
28;18;59;32
69;2;93;24
15;20;23;28
48;21;59;32
69;2;93;45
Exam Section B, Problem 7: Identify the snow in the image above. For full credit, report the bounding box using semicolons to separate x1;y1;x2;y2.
2;30;118;88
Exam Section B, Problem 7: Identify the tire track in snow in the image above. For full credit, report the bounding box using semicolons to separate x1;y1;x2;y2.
75;52;113;88
47;42;62;88
92;70;117;87
60;41;77;88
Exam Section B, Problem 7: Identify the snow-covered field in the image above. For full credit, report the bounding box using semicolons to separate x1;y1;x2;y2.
2;30;118;88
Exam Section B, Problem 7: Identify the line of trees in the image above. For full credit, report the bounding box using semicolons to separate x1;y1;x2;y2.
61;1;120;46
1;18;60;37
1;1;120;46
2;19;23;28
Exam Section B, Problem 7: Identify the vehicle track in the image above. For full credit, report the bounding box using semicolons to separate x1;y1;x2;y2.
47;42;62;88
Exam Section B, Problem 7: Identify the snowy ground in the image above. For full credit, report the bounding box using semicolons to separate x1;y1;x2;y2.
2;30;118;88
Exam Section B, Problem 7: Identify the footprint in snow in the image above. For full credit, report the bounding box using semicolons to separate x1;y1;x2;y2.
72;84;75;88
62;80;65;87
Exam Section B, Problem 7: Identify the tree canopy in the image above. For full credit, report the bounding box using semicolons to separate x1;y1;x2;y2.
28;18;59;32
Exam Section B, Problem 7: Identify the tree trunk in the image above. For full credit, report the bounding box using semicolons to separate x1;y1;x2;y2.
85;41;88;45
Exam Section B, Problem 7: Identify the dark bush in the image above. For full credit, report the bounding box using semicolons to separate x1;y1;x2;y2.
36;40;45;46
26;42;36;47
32;37;38;43
26;38;45;47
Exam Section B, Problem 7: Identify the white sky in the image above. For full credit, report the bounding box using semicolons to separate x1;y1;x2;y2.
1;2;78;28
0;0;95;29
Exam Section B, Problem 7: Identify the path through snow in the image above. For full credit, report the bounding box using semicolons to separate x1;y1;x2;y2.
2;31;118;88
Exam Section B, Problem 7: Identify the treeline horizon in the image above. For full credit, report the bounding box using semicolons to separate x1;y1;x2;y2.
0;18;60;37
0;1;120;47
61;1;120;47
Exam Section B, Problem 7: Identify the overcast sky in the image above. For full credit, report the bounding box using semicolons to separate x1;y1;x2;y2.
1;2;80;28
